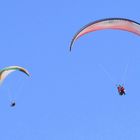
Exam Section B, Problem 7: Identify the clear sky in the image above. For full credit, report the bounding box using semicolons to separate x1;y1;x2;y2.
0;0;140;139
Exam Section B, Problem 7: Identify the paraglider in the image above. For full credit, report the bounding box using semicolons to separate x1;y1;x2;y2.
0;66;30;107
70;18;140;51
69;18;140;95
117;85;126;95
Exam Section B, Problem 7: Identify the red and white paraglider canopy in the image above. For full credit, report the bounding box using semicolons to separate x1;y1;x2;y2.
70;18;140;51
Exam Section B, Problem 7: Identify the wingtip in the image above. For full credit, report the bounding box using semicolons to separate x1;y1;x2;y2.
69;35;76;52
69;47;72;52
69;41;73;52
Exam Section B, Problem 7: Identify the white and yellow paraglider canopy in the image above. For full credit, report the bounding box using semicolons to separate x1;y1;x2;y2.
0;66;30;83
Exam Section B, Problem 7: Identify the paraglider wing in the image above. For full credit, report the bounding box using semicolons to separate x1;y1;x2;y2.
70;18;140;51
0;66;30;83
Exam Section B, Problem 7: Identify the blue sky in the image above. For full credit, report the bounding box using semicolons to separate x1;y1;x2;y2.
0;0;140;139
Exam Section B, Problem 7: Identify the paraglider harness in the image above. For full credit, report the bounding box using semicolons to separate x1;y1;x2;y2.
117;85;125;95
11;101;16;107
